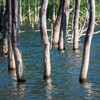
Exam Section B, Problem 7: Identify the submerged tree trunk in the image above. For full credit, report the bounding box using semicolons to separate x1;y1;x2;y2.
8;0;16;71
0;0;8;55
73;0;80;50
58;0;70;51
40;0;51;79
52;0;63;45
79;0;95;83
0;5;3;53
0;5;3;31
12;0;26;82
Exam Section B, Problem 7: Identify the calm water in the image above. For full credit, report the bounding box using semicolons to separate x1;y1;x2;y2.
0;27;100;100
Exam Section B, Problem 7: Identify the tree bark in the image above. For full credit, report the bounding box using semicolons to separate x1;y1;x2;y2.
8;0;16;71
52;0;63;45
40;0;51;79
28;0;31;24
86;0;89;21
20;0;22;25
73;0;80;50
0;0;8;55
12;0;26;82
58;0;70;51
52;0;56;23
34;0;37;23
79;0;95;83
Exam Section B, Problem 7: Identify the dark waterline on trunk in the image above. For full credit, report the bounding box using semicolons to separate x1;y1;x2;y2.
0;26;100;99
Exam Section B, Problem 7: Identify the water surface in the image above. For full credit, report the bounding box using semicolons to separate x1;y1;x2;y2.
0;28;100;100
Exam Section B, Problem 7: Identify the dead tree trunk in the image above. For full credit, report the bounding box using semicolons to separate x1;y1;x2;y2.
34;0;37;23
73;0;80;50
12;0;26;82
20;0;22;25
0;0;8;55
50;0;56;48
40;0;51;79
37;0;39;22
8;0;16;71
0;5;2;31
28;0;31;24
58;0;70;51
79;0;95;83
52;0;56;23
52;0;63;45
86;0;89;21
0;5;3;52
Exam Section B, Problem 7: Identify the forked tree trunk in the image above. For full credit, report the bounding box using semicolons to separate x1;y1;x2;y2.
12;0;26;82
40;0;51;79
79;0;95;83
73;0;80;50
52;0;63;45
8;0;16;71
58;0;70;51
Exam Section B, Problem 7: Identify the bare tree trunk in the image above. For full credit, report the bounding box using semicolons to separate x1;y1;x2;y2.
0;0;8;55
52;0;56;23
73;0;80;50
8;0;16;71
52;0;63;45
12;0;26;82
40;0;51;79
86;0;89;21
58;0;70;51
0;5;3;53
34;0;37;23
37;0;39;22
79;0;95;83
0;5;3;31
28;0;31;24
20;0;22;25
50;0;56;48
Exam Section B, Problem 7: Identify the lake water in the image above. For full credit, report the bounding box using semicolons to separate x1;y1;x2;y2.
0;26;100;100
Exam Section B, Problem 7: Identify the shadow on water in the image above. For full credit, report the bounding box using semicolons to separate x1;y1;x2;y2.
0;26;100;99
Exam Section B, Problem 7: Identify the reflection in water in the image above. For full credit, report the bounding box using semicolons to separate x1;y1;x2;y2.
9;70;17;80
10;81;27;99
45;79;53;100
0;29;99;99
9;70;27;99
82;83;93;99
